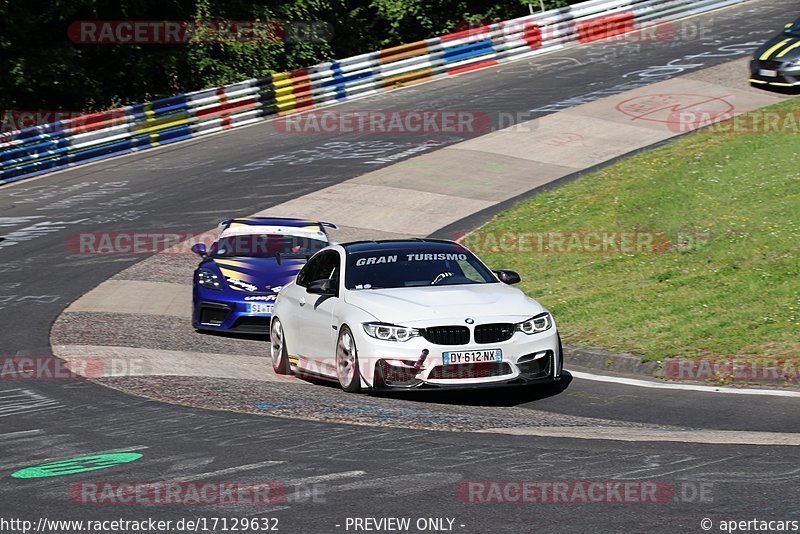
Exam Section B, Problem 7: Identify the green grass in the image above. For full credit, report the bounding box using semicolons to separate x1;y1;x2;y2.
471;98;800;362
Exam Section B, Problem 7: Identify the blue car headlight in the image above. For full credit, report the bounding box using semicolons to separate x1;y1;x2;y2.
515;312;553;335
197;269;222;290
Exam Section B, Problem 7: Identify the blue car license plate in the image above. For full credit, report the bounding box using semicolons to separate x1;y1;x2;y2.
246;303;273;316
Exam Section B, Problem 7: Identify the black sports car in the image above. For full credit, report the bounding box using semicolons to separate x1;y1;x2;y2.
751;19;800;88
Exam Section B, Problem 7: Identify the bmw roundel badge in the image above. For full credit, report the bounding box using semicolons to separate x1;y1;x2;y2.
465;318;475;324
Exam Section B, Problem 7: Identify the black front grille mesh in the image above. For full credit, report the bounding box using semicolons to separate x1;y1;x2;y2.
421;326;470;345
474;323;514;344
375;361;418;386
233;316;270;328
517;352;553;378
428;362;512;379
759;60;783;70
199;307;228;325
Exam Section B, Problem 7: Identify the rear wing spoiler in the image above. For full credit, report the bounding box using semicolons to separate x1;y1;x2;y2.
218;217;338;230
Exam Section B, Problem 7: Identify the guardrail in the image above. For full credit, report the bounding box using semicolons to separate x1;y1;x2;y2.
0;0;746;185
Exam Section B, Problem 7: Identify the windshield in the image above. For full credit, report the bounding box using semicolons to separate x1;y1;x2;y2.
345;246;497;289
211;234;328;258
784;20;800;37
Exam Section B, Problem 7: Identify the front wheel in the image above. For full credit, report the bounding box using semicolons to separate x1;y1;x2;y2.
336;326;361;393
270;317;291;375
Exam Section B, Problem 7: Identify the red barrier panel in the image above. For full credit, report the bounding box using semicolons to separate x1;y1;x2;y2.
449;59;498;76
523;22;543;49
440;22;494;43
66;109;129;135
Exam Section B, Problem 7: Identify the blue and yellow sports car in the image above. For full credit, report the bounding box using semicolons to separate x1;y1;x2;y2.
750;18;800;88
191;217;336;334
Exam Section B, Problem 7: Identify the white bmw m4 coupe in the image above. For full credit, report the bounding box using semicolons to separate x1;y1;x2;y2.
270;239;562;392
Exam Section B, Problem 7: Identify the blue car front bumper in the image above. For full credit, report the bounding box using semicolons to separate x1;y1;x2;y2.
192;286;275;335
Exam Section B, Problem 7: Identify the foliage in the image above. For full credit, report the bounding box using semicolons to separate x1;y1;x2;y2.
0;0;580;112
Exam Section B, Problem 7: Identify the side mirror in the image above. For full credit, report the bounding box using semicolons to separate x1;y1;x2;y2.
494;269;521;285
307;278;336;295
191;243;207;257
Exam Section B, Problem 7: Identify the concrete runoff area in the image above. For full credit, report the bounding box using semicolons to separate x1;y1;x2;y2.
479;427;800;446
64;280;190;317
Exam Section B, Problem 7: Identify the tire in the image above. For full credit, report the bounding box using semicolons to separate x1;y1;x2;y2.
270;317;291;375
336;326;361;393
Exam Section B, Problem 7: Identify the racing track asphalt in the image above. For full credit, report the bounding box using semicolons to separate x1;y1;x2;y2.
1;1;800;531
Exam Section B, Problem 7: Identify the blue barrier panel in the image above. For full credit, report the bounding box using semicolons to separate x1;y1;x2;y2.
441;41;495;64
324;64;375;101
0;137;72;165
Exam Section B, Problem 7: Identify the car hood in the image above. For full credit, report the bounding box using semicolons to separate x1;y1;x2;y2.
344;283;544;325
756;34;800;62
206;256;305;293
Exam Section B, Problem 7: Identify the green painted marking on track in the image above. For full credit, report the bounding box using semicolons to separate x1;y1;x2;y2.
10;452;143;479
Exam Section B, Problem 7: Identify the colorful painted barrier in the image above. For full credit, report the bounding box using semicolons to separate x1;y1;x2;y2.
0;0;746;185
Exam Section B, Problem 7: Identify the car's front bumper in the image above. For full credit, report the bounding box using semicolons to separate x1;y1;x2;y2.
750;59;800;87
192;288;275;335
354;326;561;390
372;369;559;391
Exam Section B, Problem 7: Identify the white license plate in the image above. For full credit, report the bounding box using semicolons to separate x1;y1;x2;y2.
246;303;273;315
759;69;778;77
443;349;503;365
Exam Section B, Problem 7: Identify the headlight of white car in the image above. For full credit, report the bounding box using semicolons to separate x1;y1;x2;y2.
363;322;419;342
515;312;553;334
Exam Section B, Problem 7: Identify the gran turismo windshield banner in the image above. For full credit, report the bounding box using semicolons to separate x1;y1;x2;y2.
345;247;496;289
